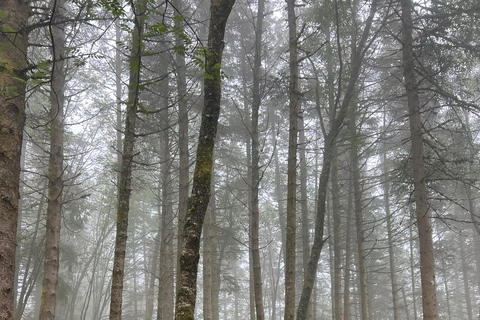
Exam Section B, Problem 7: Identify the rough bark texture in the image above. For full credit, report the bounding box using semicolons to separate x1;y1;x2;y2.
174;0;235;318
331;145;342;320
296;2;377;318
400;0;438;318
0;1;29;318
285;0;299;318
251;0;266;318
109;0;146;318
39;0;66;318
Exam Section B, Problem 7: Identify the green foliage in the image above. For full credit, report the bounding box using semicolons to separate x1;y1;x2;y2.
0;10;6;21
99;0;124;16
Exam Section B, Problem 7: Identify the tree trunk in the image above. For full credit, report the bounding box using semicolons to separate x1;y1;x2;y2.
251;0;266;318
203;185;214;320
458;227;473;320
296;2;378;318
343;176;353;320
109;0;147;318
285;0;299;317
174;0;235;318
158;86;174;320
172;0;189;300
0;0;28;315
382;130;400;320
400;0;438;318
40;0;66;317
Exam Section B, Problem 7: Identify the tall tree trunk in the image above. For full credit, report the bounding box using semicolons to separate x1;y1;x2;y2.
251;0;266;318
158;88;174;320
40;0;66;317
343;176;353;320
296;2;378;318
0;0;28;314
331;132;342;320
172;0;189;300
285;0;299;317
174;0;235;318
408;210;418;320
350;104;370;320
109;0;147;318
382;130;400;320
203;183;214;320
299;117;312;320
458;226;473;320
400;0;438;318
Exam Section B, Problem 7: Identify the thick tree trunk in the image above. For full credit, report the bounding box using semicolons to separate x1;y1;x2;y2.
109;0;146;318
251;0;266;318
203;186;214;320
40;0;66;317
0;5;28;317
174;0;235;318
400;0;438;318
343;177;353;320
285;0;299;317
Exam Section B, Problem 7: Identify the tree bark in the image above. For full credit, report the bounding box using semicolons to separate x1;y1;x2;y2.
172;0;190;301
109;0;147;318
400;0;438;318
174;0;235;318
40;0;66;317
285;0;299;317
251;0;266;318
0;7;28;316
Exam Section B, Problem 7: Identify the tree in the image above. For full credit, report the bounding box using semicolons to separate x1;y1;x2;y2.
174;0;236;318
399;0;438;318
296;1;378;318
0;0;29;318
109;0;148;318
251;0;266;318
284;0;299;317
39;0;66;318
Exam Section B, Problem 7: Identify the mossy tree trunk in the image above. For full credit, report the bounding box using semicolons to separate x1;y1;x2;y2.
400;0;438;318
174;0;235;318
109;0;147;318
0;0;29;319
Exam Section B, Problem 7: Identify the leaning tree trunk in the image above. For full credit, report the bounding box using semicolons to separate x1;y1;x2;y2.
39;0;66;318
109;0;147;318
296;2;378;318
400;0;438;319
174;0;235;318
251;0;266;318
0;1;29;319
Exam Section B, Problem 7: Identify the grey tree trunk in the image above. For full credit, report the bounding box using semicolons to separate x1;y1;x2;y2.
251;0;266;318
158;81;174;320
285;0;299;317
174;0;235;318
296;2;378;318
40;0;66;317
109;0;147;318
400;0;438;318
